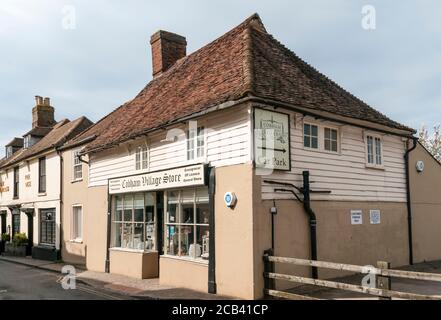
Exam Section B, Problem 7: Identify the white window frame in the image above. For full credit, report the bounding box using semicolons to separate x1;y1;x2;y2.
303;123;319;150
365;133;384;169
324;127;339;153
73;150;83;181
303;121;340;154
72;205;83;242
187;126;206;161
135;145;149;171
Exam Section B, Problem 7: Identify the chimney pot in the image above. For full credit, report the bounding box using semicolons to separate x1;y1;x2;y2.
150;30;187;78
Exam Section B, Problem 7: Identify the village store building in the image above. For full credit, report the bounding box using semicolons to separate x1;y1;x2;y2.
0;96;92;260
60;14;441;299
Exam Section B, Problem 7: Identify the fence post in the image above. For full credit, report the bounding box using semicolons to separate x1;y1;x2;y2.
263;249;275;295
376;261;391;300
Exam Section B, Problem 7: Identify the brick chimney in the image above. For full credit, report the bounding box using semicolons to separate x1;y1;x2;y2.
150;30;187;78
32;96;56;128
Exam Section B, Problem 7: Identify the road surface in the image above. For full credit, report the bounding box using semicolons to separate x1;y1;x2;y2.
0;260;129;300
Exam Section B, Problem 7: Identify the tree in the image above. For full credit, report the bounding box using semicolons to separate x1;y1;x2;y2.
419;124;441;161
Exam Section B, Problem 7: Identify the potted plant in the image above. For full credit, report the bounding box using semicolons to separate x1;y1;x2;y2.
5;233;28;257
0;233;10;254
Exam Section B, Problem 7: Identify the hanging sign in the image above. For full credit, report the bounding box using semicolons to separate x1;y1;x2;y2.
109;164;206;195
254;108;291;171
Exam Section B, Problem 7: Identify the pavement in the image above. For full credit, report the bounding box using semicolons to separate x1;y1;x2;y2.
0;256;230;300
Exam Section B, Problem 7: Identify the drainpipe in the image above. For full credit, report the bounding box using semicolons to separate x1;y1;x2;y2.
208;166;217;294
404;137;418;265
57;149;64;259
105;188;111;273
302;171;318;279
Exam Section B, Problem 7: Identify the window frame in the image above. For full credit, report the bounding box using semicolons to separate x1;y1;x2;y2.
39;208;56;247
135;145;149;171
187;126;206;161
38;157;46;194
13;166;19;199
303;121;340;154
303;123;319;150
111;192;157;252
324;127;339;153
73;150;83;181
164;187;210;262
72;205;83;242
365;133;384;169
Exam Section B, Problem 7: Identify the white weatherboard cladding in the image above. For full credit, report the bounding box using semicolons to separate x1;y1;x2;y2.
261;110;408;202
88;106;252;187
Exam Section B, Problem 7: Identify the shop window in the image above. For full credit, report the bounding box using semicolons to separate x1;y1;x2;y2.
112;192;156;251
72;205;83;241
40;209;56;246
38;157;46;193
73;150;83;180
187;127;205;161
135;146;148;171
165;187;210;261
304;123;318;149
366;134;383;167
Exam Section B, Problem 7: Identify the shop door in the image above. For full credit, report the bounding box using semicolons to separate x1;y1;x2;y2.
26;213;34;256
0;212;6;235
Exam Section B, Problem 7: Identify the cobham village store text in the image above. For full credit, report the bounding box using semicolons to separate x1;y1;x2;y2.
107;164;214;284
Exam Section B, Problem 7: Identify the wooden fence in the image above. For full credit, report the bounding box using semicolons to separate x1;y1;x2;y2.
263;250;441;300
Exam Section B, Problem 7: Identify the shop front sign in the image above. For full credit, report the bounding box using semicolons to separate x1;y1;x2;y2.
109;164;206;195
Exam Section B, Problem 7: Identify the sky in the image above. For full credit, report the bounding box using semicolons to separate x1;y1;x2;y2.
0;0;440;156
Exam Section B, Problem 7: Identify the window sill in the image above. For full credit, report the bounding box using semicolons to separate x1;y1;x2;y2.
303;146;341;156
70;239;83;244
365;164;385;171
109;247;158;254
71;179;83;184
38;192;47;197
161;254;209;266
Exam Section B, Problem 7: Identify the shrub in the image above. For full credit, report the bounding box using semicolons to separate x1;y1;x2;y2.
1;233;10;242
13;233;28;246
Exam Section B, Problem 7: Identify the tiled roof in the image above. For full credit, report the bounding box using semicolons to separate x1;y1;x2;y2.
5;138;24;148
24;126;53;137
70;14;414;154
0;117;93;169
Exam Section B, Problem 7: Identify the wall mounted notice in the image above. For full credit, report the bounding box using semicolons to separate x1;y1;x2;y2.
109;164;206;195
254;108;291;171
370;210;381;225
351;210;363;225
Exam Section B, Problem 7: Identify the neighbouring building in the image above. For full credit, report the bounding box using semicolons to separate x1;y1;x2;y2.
0;96;92;260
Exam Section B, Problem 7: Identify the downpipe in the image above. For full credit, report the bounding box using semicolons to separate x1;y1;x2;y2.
405;137;418;265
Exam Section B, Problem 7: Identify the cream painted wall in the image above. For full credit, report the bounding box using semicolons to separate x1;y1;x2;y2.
61;148;108;270
409;143;441;263
214;164;256;299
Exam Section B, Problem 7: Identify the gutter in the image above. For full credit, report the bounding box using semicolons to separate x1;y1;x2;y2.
404;137;418;265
